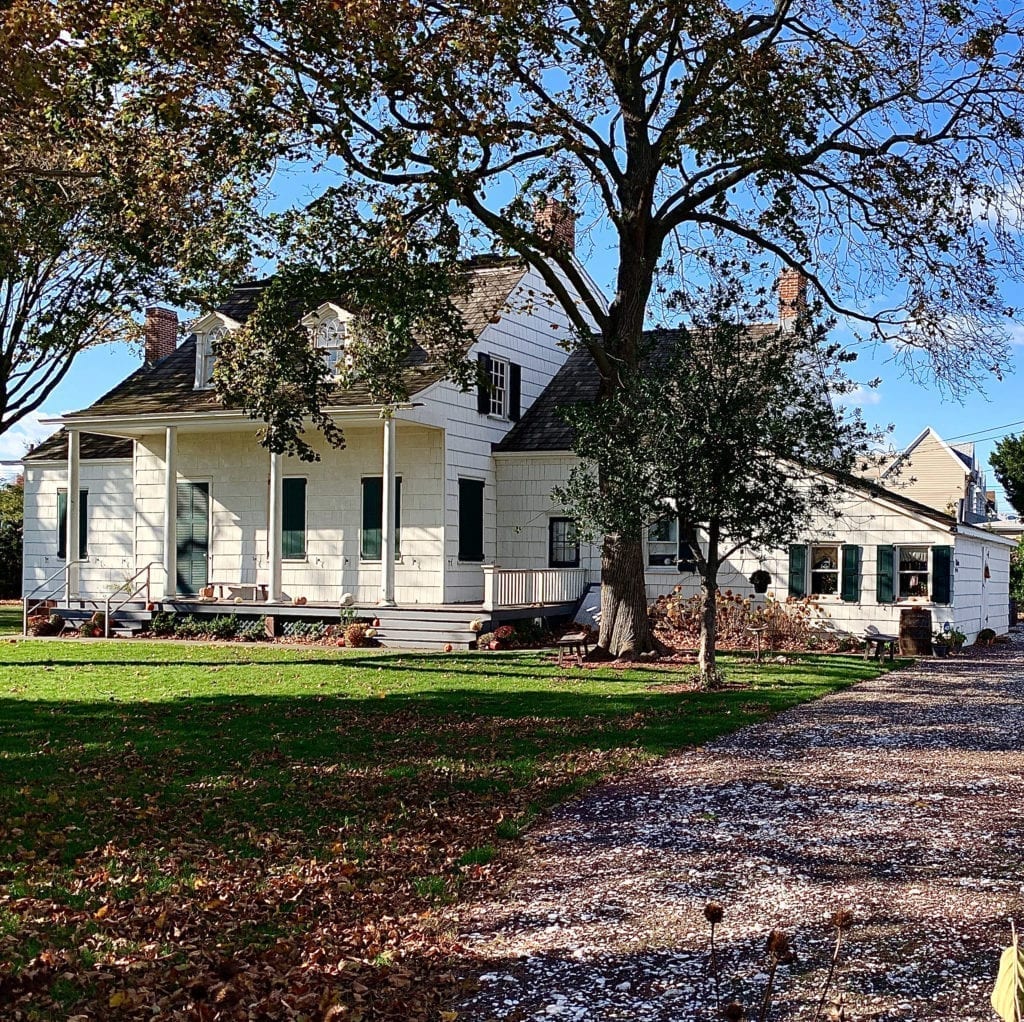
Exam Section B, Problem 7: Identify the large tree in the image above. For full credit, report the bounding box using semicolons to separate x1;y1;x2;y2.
186;0;1023;655
556;273;875;680
991;434;1024;517
0;1;273;438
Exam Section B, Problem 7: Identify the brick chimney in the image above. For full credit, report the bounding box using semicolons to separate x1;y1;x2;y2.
777;268;808;326
534;196;576;254
144;307;178;364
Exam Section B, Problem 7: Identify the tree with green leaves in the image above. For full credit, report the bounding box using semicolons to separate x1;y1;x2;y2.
991;434;1024;517
0;476;24;598
0;1;273;438
177;0;1023;656
555;274;875;682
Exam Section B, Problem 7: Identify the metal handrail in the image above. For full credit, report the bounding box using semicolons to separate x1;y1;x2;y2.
104;562;161;637
23;559;87;635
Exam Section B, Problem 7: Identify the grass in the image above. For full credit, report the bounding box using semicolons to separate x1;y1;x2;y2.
0;602;21;634
0;639;902;1018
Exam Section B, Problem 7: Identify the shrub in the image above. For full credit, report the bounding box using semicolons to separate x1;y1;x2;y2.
28;613;63;637
494;624;515;641
345;622;370;648
173;615;205;638
977;627;996;644
235;618;266;642
209;615;240;640
508;618;549;647
149;611;176;636
476;631;496;648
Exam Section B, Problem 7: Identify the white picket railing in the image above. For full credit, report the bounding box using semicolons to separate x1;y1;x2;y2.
481;566;590;611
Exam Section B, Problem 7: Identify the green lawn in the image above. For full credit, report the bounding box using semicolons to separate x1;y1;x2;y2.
0;603;21;634
0;640;901;1019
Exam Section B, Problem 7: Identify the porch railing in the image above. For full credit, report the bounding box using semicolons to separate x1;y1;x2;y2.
481;566;590;611
104;562;161;637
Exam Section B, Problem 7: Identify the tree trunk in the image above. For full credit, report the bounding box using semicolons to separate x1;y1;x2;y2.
698;526;721;687
598;531;657;658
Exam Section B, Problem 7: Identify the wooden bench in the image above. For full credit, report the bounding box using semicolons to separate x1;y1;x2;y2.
863;626;899;660
556;631;591;667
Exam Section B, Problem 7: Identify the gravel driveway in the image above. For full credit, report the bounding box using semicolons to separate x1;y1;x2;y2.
455;635;1024;1021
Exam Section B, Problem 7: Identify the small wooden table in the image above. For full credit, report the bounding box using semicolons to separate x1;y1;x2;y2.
863;629;899;660
556;631;591;667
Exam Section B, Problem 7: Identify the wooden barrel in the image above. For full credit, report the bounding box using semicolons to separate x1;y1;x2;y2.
899;608;932;655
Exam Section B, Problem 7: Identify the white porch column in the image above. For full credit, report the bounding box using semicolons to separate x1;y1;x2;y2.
162;426;177;599
267;451;283;602
379;415;397;606
65;429;81;601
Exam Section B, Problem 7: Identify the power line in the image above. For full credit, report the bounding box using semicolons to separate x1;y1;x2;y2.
942;418;1024;443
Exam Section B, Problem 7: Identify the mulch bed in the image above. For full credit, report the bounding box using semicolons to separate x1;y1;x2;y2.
453;632;1024;1021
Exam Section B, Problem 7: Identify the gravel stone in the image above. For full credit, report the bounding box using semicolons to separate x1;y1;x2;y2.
455;632;1024;1020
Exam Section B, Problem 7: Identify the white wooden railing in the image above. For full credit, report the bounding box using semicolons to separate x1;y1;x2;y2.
481;566;591;611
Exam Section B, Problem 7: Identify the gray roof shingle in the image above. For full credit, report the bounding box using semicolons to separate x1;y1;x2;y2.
24;430;134;462
63;257;528;422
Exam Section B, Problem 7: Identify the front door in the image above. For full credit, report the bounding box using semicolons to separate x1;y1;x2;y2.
176;481;209;595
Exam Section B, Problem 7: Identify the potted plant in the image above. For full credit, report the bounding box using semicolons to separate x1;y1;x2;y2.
932;630;950;658
749;569;772;595
947;628;966;654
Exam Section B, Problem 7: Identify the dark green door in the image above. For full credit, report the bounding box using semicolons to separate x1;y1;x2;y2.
176;482;209;595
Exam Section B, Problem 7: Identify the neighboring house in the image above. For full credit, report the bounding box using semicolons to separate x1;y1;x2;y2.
874;426;993;524
21;246;1013;645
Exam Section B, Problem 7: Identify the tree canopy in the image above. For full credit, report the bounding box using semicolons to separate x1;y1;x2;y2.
0;1;273;438
991;433;1024;517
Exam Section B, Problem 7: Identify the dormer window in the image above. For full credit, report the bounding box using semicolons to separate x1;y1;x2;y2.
313;317;355;378
192;314;238;390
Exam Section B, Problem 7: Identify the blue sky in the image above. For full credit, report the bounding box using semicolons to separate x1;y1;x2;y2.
3;167;1022;510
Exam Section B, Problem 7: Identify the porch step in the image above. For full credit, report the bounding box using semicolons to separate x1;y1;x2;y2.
368;608;485;650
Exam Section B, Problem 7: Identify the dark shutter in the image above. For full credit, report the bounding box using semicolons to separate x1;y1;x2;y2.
361;478;382;560
175;482;209;595
282;478;307;559
876;545;895;603
841;545;862;603
57;490;67;559
508;362;522;422
788;544;807;597
57;489;87;559
394;478;402;559
458;479;485;561
932;545;952;604
476;353;492;414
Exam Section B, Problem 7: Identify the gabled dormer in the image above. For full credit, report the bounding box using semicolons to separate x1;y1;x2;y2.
191;311;242;390
300;303;358;379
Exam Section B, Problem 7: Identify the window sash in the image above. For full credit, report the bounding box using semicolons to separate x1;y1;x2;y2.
647;517;677;566
548;518;580;568
809;544;840;595
282;478;307;560
488;358;508;417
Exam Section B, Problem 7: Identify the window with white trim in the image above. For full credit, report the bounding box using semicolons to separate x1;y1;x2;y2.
313;317;355;378
647;517;677;566
488;356;509;417
897;545;929;598
809;544;839;595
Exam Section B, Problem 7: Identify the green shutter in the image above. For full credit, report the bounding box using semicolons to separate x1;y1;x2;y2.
57;490;67;559
361;478;382;560
394;478;402;560
57;489;87;559
788;544;807;597
282;478;306;559
876;545;895;603
932;545;952;604
458;479;485;562
841;545;862;603
175;482;209;595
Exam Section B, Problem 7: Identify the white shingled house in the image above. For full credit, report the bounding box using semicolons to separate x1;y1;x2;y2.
20;250;1013;646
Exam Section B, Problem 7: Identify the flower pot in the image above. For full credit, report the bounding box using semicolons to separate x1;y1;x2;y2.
489;640;501;651
933;643;950;658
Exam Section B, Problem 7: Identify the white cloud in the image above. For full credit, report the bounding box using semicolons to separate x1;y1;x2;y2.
1008;323;1024;347
0;411;60;480
834;385;883;409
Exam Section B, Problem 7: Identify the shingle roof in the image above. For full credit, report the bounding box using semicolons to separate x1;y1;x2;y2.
24;429;134;463
63;257;528;422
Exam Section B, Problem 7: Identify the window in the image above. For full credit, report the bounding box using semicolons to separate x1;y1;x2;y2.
313;317;355;378
810;544;839;595
282;478;307;560
361;477;402;561
476;354;521;421
56;488;88;560
458;478;485;562
647;517;677;566
548;518;580;568
897;545;929;598
196;326;227;389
